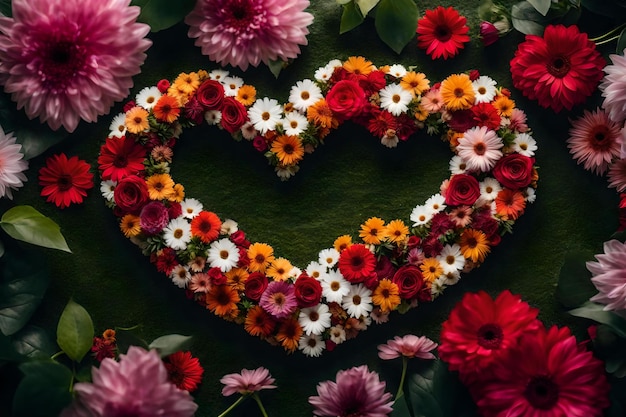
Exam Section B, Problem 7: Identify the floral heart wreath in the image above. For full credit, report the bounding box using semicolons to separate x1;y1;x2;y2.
98;56;539;357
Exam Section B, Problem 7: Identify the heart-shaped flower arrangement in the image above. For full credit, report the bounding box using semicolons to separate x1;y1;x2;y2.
98;57;539;356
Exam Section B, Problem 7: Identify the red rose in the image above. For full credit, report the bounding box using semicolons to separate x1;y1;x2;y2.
208;267;226;285
195;80;224;110
114;175;149;214
252;136;268;152
392;265;424;299
294;274;322;308
492;154;535;189
230;230;249;247
359;70;386;96
445;173;481;206
245;272;268;301
168;202;182;219
326;80;367;120
220;97;248;134
139;201;169;235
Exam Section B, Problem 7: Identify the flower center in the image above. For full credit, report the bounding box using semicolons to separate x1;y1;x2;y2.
473;142;486;155
272;293;286;306
174;229;183;239
351;256;364;268
435;25;452;42
220;250;230;259
301;91;310;100
476;323;503;349
392;94;401;103
454;88;465;98
309;311;319;321
446;255;455;264
114;155;128;168
283;144;294;155
524;376;559;409
331;281;340;291
352;295;361;305
590;126;613;150
56;175;73;191
478;87;487;95
547;55;571;78
37;37;87;92
261;111;270;121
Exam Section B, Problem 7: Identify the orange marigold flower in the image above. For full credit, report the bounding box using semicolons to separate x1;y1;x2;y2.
495;189;526;221
493;95;515;117
190;211;222;243
206;284;240;318
245;305;276;337
120;214;141;238
307;99;338;129
146;173;175;200
247;242;275;273
359;217;387;245
226;268;249;292
153;94;181;123
343;56;374;76
460;228;491;263
125;106;149;134
372;279;401;313
276;317;303;353
334;235;353;252
236;85;257;106
270;135;304;166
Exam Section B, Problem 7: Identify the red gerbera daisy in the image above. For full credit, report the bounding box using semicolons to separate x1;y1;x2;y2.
98;135;146;181
154;248;178;275
471;102;501;131
438;290;541;380
416;6;470;60
474;326;610;417
338;243;376;283
510;24;605;112
38;153;94;209
163;351;205;392
190;211;222;243
367;108;396;138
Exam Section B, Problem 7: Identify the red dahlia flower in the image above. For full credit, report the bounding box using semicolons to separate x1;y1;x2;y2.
338;244;376;283
510;24;605;112
39;153;94;209
164;351;204;393
416;6;470;60
98;136;146;182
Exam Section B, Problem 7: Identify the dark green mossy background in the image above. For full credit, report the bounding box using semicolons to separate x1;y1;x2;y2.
0;1;621;416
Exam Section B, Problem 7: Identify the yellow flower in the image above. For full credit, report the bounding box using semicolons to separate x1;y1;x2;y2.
236;85;257;106
334;235;352;252
146;173;175;200
270;135;305;166
372;279;401;313
197;70;209;81
226;268;249;292
247;243;275;273
385;219;409;245
124;106;149;134
168;183;185;203
266;257;294;281
172;72;200;95
440;73;475;111
414;104;429;122
307;99;338;129
120;214;141;238
359;217;387;245
460;229;491;263
493;95;515;117
420;258;443;283
401;72;430;96
343;56;374;76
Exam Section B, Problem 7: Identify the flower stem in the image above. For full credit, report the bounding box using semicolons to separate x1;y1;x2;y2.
217;395;247;417
595;35;621;46
395;356;408;401
252;393;269;417
50;351;65;361
590;24;626;42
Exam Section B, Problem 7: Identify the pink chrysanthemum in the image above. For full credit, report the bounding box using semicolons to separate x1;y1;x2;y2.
0;126;28;199
510;25;605;112
309;365;394;417
377;334;438;360
601;53;626;125
185;0;314;71
588;239;626;312
220;367;277;397
567;108;622;175
608;157;626;192
474;326;610;417
60;347;197;417
0;0;151;132
259;280;298;319
456;126;504;172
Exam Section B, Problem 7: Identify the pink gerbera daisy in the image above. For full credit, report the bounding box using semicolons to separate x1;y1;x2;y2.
0;127;28;199
588;239;626;312
600;52;626;125
377;334;438;360
259;280;298;319
608;158;626;192
0;0;151;132
220;367;277;396
567;108;622;175
185;0;314;71
456;126;504;172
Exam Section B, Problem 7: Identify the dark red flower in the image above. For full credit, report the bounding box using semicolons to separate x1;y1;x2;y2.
492;154;534;190
154;247;178;275
392;265;424;299
416;6;470;60
367;107;396;138
245;272;269;301
195;79;225;110
444;173;481;206
39;153;94;209
448;109;476;133
91;336;116;362
219;96;248;133
471;102;501;130
510;24;605;112
325;79;368;120
479;21;499;46
338;244;377;283
113;175;150;215
183;96;205;124
164;351;204;392
294;274;323;307
139;201;169;235
98;136;146;182
156;79;170;93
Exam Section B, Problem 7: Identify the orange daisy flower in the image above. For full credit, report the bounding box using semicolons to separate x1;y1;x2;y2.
266;257;294;281
343;56;374;76
120;214;141;238
236;85;257;106
244;305;276;337
205;284;240;318
307;99;338;129
401;71;430;95
146;173;175;200
440;73;475;111
385;219;409;245
334;235;353;252
359;217;387;245
153;94;181;123
276;317;303;353
270;135;304;166
169;183;185;203
125;106;149;134
460;228;491;263
420;258;444;283
495;189;526;221
247;242;275;273
372;279;401;313
172;72;200;95
493;95;515;117
190;211;222;243
226;268;249;292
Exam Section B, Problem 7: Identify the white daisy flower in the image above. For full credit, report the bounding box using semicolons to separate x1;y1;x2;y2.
326;59;343;69
205;110;222;125
430;275;447;298
306;261;328;281
169;264;191;289
513;133;538;157
180;198;203;219
342;284;373;318
209;69;229;82
287;266;302;280
479;177;502;201
240;121;258;140
282;111;309;136
207;238;240;272
248;97;282;135
135;86;162;110
100;180;116;202
472;76;498;103
289;79;323;112
457;126;504;172
220;219;239;235
222;76;244;97
436;244;465;274
318;248;340;268
387;64;407;78
381;133;399;148
449;155;469;175
298;334;325;357
410;204;432;227
443;269;461;286
163;217;192;250
379;83;413;116
321;270;350;303
525;187;537;203
299;303;332;335
108;113;127;138
425;193;446;215
275;164;299;180
314;65;334;82
329;325;346;344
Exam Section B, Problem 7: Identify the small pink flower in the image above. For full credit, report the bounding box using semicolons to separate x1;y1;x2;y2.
377;334;438;360
220;367;277;396
479;21;499;46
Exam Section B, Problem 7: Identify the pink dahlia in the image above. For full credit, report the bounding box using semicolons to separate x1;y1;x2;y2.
377;334;438;360
588;239;626;312
601;52;626;125
185;0;314;71
220;367;277;396
510;25;605;112
0;0;151;132
309;365;394;417
60;346;198;417
475;326;610;417
0;126;28;199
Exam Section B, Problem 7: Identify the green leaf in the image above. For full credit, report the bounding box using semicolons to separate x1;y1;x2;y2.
12;326;55;359
13;360;73;417
617;27;626;54
130;0;196;32
408;360;462;417
569;302;626;338
340;2;364;34
114;326;149;355
390;391;412;417
375;0;418;54
13;124;68;160
148;334;192;357
56;299;94;362
478;0;496;21
0;332;20;362
555;250;596;309
268;59;286;79
528;0;552;15
356;0;379;16
511;1;550;35
0;206;71;253
0;249;49;336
